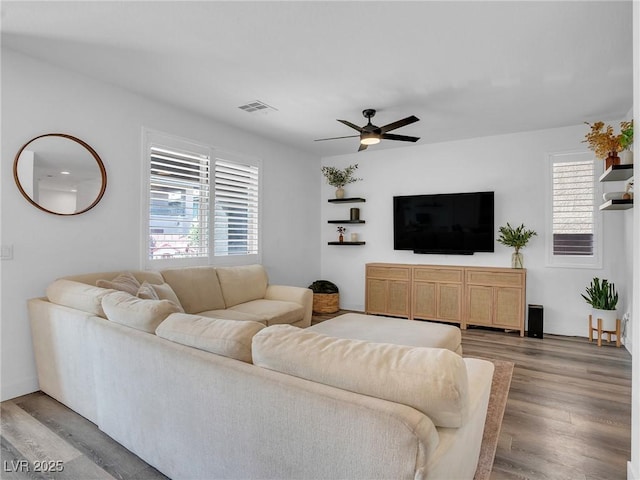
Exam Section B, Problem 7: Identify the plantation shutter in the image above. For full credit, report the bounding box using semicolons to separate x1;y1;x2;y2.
148;145;210;260
552;159;595;256
214;158;259;256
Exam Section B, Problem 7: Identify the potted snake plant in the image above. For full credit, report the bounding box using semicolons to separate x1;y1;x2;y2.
581;277;618;330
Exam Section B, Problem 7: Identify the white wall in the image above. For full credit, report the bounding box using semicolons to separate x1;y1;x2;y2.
0;49;321;401
628;3;638;478
320;124;630;338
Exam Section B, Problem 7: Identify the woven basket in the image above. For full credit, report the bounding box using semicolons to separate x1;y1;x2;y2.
312;293;340;313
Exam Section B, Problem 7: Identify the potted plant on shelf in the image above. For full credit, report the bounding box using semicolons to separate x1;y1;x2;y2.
581;277;618;331
321;164;361;198
583;121;628;169
497;222;537;269
308;280;340;314
619;119;633;165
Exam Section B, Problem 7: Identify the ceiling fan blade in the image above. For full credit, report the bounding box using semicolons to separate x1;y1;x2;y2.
382;133;420;142
314;135;360;142
380;115;420;133
358;143;368;152
338;119;364;132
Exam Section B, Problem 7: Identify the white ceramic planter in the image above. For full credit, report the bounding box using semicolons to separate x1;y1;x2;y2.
592;308;618;331
620;149;633;165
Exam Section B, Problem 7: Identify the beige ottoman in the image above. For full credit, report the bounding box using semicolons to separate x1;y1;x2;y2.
308;312;462;354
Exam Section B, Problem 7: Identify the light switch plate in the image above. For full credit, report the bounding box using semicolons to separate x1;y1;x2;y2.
1;245;13;260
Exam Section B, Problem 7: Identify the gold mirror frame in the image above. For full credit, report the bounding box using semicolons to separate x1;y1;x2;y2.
13;133;107;216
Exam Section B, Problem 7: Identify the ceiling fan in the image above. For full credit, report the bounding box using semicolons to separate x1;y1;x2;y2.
315;109;420;151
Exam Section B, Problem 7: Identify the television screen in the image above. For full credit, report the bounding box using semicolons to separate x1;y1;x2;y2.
393;191;494;254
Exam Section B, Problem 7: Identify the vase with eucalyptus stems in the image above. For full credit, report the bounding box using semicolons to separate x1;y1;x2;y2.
497;223;537;269
321;164;361;198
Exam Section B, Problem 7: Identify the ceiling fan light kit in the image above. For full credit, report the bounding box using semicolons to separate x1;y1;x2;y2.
315;109;420;152
360;133;381;145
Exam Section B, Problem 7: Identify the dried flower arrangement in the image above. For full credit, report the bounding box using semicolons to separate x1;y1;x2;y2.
583;121;629;159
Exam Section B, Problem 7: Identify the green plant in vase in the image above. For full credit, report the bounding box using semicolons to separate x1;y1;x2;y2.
497;223;537;269
321;164;361;198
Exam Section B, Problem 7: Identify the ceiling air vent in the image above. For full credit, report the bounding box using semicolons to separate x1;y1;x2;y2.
237;100;278;114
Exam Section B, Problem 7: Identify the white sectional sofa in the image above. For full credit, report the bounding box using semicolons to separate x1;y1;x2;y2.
27;264;495;479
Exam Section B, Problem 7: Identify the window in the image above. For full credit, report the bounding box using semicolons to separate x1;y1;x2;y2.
213;157;259;257
547;151;602;268
142;130;260;268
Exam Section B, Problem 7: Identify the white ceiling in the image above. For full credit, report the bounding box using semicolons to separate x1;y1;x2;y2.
1;1;634;157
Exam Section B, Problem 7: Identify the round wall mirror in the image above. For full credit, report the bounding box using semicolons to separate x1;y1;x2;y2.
13;133;107;215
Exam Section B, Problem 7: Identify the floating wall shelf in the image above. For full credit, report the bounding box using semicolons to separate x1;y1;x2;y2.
599;164;633;182
328;197;366;203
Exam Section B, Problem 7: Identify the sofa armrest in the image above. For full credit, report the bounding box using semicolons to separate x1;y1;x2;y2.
265;285;313;327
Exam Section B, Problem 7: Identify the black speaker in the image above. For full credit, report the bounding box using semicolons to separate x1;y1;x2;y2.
527;304;543;339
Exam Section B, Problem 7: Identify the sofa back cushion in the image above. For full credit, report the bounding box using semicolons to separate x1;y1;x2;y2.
252;325;469;427
102;291;182;333
216;264;268;308
63;271;165;286
46;279;115;317
161;267;225;313
156;313;265;363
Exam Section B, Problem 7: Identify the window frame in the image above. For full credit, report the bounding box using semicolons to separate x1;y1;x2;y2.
545;150;603;269
141;128;261;269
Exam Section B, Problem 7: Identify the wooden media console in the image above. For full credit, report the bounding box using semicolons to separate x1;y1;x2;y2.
365;263;526;336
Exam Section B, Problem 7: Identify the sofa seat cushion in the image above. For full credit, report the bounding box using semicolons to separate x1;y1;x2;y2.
216;264;268;308
197;309;265;324
228;299;304;326
102;291;182;333
46;279;116;318
161;267;226;314
156;313;265;363
252;325;469;427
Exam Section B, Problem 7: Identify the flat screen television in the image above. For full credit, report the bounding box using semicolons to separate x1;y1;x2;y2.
393;191;494;255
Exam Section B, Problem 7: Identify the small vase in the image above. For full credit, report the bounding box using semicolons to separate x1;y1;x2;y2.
338;234;344;243
605;151;620;170
620;149;633;165
512;252;523;269
335;187;345;199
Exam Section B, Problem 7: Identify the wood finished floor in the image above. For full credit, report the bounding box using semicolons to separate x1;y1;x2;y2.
1;312;632;480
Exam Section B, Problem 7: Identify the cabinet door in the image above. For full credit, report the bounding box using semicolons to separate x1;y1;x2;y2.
439;284;462;321
494;287;523;328
387;281;410;316
366;278;388;314
467;285;493;325
413;282;437;319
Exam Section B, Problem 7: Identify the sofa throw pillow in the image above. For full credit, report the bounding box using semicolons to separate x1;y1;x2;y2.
156;313;265;363
96;272;140;296
102;291;181;333
137;281;159;300
252;325;469;428
149;283;184;310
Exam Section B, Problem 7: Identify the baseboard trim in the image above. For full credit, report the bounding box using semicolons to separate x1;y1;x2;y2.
629;460;639;480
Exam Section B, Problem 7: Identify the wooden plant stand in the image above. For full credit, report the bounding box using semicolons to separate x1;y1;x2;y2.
588;314;621;347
